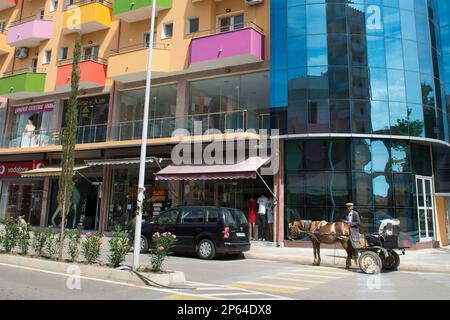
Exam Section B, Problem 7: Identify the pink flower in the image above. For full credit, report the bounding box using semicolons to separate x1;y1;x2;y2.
167;232;172;236
158;246;165;251
153;232;160;238
86;232;92;237
172;235;177;239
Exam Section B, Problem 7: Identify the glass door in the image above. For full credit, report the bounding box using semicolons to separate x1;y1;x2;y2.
415;176;436;242
218;14;244;33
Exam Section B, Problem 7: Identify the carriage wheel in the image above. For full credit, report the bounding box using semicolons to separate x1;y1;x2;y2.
382;250;400;271
358;251;382;274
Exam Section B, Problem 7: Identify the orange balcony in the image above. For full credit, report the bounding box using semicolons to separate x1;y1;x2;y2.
0;0;16;11
56;57;107;92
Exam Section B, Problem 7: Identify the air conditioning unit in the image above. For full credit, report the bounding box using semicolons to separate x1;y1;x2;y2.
15;47;29;59
245;0;263;6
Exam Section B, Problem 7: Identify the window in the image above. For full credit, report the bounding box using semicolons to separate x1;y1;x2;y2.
43;50;52;64
0;21;5;33
180;208;204;224
218;14;244;32
83;45;99;61
50;0;58;12
162;22;173;39
187;17;199;34
158;210;179;224
205;208;219;223
59;47;68;61
36;8;45;20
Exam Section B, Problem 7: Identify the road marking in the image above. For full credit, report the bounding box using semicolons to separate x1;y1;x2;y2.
233;281;308;290
261;275;326;284
295;269;352;276
251;278;314;289
279;272;341;279
229;282;301;294
299;268;351;275
199;292;265;297
163;294;216;300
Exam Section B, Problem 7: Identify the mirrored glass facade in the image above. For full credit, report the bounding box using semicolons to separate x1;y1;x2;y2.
271;0;450;243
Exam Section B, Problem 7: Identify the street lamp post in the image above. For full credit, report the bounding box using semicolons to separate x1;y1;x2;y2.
133;0;158;270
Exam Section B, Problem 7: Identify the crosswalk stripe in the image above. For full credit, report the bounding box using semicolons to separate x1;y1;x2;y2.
281;271;340;279
234;281;308;290
298;268;351;276
194;287;241;291
262;275;326;284
199;292;268;297
229;283;300;294
252;278;314;289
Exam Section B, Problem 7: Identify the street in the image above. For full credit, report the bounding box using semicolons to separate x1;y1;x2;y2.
1;254;450;300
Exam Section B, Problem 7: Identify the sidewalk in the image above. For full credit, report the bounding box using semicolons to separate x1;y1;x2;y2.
244;242;450;274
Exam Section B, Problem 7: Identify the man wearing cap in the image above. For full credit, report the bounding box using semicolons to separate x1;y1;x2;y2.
345;203;361;229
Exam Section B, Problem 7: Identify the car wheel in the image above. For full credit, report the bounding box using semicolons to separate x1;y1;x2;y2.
140;235;149;253
197;239;216;260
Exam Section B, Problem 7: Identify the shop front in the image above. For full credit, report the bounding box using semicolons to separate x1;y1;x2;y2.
0;160;48;226
5;102;55;148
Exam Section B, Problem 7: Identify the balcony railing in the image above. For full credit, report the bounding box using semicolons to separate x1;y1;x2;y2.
2;110;269;149
110;42;169;55
58;56;108;66
9;14;53;27
0;67;46;77
190;22;264;39
64;0;112;10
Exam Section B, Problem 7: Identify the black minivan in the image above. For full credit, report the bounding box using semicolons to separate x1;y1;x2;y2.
139;206;250;259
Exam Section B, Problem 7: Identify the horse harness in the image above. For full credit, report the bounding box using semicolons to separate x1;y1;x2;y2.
298;220;350;240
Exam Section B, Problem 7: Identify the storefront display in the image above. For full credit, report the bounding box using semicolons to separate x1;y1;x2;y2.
63;95;109;144
6;102;54;148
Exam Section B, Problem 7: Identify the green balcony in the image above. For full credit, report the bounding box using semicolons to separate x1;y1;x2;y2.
113;0;172;23
0;70;46;99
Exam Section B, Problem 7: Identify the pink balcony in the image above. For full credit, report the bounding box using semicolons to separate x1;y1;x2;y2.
0;0;16;11
7;16;53;48
189;25;264;71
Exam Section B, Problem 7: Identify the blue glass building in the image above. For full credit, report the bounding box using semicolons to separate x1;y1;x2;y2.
271;0;450;245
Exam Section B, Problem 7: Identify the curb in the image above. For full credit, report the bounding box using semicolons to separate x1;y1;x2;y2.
0;254;186;287
244;252;450;274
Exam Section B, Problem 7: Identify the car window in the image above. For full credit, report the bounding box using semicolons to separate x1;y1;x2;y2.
158;209;179;224
205;208;219;223
223;209;248;227
180;208;205;224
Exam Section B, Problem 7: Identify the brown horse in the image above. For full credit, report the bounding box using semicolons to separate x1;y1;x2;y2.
288;220;355;268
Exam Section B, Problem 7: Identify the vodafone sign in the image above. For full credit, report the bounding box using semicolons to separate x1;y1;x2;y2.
0;160;48;178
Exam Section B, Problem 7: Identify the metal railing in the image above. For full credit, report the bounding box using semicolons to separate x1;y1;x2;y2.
110;110;263;142
190;22;264;39
10;15;53;27
64;0;112;10
110;42;170;55
0;68;46;78
58;56;108;66
2;111;269;149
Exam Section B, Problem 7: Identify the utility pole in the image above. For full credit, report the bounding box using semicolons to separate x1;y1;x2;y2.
132;0;157;270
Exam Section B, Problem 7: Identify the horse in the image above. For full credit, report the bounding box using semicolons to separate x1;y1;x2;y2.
287;220;355;268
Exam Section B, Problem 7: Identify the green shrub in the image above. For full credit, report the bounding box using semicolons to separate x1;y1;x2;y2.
66;224;83;262
17;220;31;255
32;229;46;256
1;218;20;253
149;232;177;272
44;226;59;259
108;225;130;268
82;232;102;264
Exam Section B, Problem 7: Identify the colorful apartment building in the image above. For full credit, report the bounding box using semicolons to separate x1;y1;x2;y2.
0;0;272;235
0;0;449;249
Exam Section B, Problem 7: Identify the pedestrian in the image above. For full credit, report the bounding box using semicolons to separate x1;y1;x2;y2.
266;197;274;242
257;194;269;241
246;196;257;240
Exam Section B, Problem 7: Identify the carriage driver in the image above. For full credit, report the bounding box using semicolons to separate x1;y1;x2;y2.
344;203;361;230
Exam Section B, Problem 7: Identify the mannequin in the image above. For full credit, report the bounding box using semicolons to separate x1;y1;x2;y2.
246;196;257;240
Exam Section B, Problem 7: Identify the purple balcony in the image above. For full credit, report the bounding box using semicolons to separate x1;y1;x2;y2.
189;25;264;71
7;16;53;48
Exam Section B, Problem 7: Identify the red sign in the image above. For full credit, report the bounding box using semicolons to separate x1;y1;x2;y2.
13;102;54;115
0;160;48;178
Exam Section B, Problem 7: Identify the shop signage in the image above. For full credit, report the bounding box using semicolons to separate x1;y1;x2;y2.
14;102;54;115
0;160;48;178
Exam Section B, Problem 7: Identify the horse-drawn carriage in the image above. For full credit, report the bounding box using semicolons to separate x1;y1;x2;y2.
288;218;411;274
351;219;411;274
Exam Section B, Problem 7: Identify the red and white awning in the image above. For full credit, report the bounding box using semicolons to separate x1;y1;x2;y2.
155;157;271;181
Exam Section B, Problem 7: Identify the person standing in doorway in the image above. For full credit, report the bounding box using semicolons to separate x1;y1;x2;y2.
266;197;274;242
246;196;257;240
257;194;269;241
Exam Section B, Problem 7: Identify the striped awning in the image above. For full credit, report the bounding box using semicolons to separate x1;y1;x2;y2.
155;157;271;181
84;157;165;167
21;166;88;178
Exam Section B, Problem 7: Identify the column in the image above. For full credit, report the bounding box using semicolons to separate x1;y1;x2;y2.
40;177;51;228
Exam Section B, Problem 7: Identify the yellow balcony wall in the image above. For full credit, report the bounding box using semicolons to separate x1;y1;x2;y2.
63;1;112;34
107;45;171;83
0;32;9;55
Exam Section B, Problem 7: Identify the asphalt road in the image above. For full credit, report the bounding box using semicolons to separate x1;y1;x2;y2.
1;254;450;300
